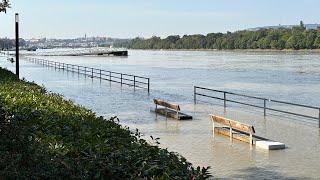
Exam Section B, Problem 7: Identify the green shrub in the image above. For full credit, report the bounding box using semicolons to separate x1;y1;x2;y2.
0;68;211;179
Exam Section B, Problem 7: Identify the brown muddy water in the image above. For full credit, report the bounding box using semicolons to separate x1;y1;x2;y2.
1;50;320;179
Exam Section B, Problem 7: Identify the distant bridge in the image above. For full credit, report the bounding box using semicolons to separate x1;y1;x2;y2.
24;48;128;57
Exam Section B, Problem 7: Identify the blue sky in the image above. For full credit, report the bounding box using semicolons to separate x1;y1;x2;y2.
0;0;320;39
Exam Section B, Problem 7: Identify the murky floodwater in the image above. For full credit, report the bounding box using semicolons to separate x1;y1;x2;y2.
1;50;320;179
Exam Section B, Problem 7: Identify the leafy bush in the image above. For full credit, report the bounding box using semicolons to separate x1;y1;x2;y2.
0;68;210;179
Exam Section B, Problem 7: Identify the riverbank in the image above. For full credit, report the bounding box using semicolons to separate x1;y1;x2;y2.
0;67;210;179
127;48;320;53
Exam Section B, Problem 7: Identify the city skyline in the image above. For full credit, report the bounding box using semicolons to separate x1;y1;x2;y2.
0;0;320;39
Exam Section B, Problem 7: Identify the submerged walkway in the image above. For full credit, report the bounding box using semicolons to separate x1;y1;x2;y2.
24;57;150;92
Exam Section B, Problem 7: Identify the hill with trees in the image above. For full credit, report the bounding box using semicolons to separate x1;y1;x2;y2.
116;21;320;50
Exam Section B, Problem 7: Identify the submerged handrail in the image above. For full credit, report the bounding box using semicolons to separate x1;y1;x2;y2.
24;57;150;93
194;86;320;128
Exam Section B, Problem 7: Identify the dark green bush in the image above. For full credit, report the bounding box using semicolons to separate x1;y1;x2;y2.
0;68;210;179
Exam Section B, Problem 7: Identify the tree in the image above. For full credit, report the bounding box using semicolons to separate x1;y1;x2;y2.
0;0;10;13
300;20;305;28
314;36;320;48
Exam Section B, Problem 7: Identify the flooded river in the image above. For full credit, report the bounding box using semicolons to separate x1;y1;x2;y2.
1;50;320;179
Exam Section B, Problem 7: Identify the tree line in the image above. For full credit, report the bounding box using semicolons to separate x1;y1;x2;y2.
0;38;14;50
0;38;26;50
116;22;320;50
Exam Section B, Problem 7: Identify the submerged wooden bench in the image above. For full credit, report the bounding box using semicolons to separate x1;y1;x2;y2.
209;115;285;149
210;114;256;144
153;99;192;120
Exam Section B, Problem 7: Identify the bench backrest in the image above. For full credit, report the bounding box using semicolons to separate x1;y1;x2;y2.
210;115;255;134
154;99;180;111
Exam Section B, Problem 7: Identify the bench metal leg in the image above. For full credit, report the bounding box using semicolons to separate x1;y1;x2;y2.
212;120;215;137
229;127;233;141
176;110;179;120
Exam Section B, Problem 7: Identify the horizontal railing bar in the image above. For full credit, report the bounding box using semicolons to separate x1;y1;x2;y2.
226;99;265;109
266;107;318;120
121;73;134;77
269;99;319;109
134;81;149;85
134;85;148;89
134;76;149;80
195;91;319;120
109;71;122;75
122;78;134;82
99;69;112;73
195;86;320;109
195;86;266;100
196;93;264;109
122;82;135;87
195;93;225;101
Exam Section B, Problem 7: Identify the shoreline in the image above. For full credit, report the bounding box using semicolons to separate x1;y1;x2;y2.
128;48;320;53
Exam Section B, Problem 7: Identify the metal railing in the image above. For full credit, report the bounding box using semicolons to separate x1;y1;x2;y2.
25;57;150;93
194;86;320;127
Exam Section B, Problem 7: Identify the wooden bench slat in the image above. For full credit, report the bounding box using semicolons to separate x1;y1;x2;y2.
154;99;180;111
210;115;255;133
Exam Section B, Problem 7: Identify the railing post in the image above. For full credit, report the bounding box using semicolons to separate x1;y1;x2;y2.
109;72;112;81
78;66;79;74
121;74;123;86
134;76;136;89
99;69;101;79
224;92;227;108
194;86;197;104
148;78;150;93
84;67;87;75
264;99;267;117
318;109;320;128
91;68;93;78
54;62;56;69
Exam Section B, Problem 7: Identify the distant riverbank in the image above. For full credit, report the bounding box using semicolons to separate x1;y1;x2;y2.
116;23;320;51
128;48;320;53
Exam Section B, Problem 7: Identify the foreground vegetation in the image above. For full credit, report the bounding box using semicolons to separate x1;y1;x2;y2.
0;68;210;179
116;22;320;50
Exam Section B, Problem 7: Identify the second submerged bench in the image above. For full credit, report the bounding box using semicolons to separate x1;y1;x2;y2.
210;115;285;150
153;99;193;120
